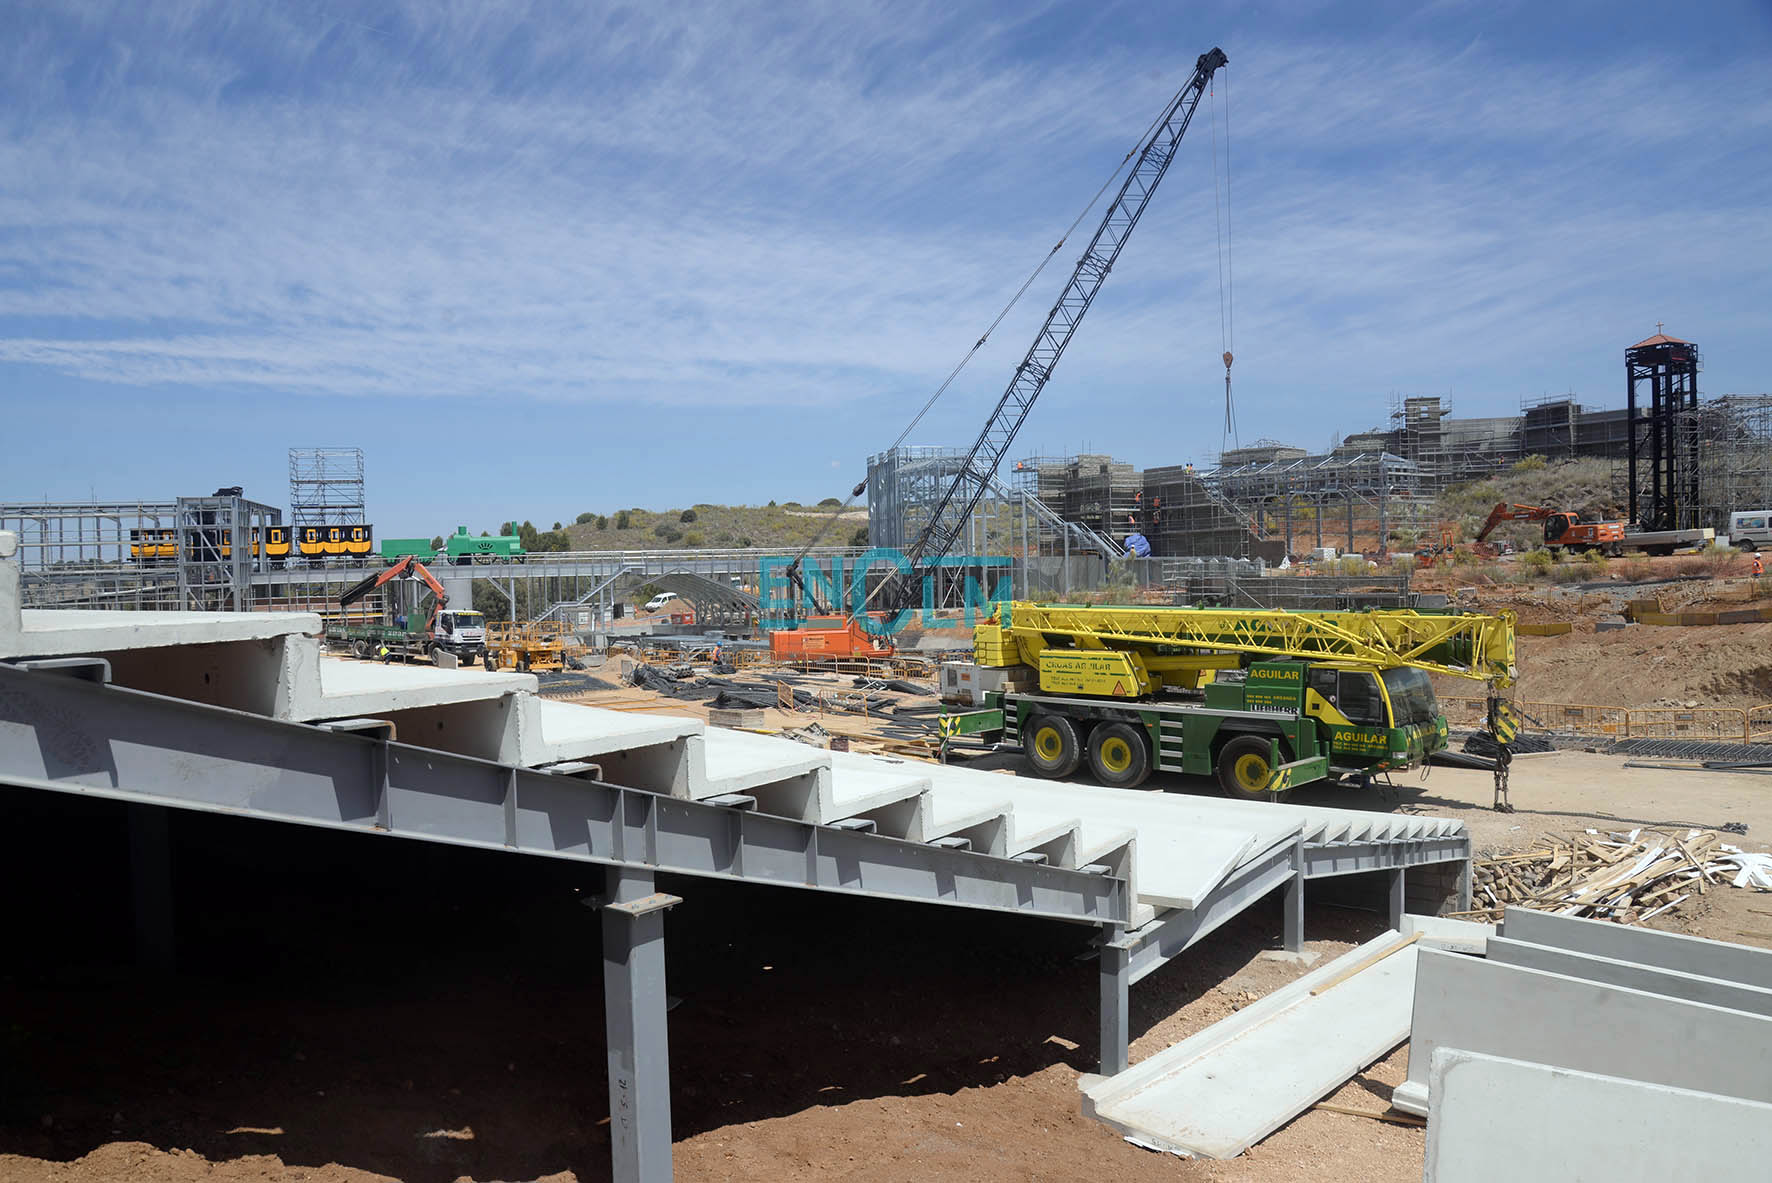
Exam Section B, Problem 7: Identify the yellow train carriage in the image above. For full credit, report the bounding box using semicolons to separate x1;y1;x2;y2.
129;527;179;561
297;524;374;559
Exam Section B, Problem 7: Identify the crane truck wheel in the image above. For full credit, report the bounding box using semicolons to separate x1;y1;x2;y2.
1088;722;1151;788
1217;734;1285;800
1023;714;1082;779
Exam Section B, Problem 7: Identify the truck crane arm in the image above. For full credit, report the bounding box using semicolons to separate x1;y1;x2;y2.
339;554;449;625
982;601;1517;689
876;48;1228;613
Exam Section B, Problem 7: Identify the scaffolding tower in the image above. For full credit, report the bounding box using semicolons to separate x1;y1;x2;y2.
1626;331;1702;531
289;447;366;529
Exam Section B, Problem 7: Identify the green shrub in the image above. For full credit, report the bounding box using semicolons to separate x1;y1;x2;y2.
575;512;596;525
679;509;697;523
1518;548;1554;572
1580;548;1608;566
654;523;682;542
1511;454;1547;472
1549;562;1589;584
595;515;608;530
614;511;631;530
819;497;842;507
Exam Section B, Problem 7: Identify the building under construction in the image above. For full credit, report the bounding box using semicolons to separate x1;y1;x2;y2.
975;330;1772;559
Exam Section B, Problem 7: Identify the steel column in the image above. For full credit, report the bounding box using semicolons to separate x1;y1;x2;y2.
1283;836;1305;952
128;803;176;972
1388;867;1406;930
1099;925;1131;1075
602;865;678;1183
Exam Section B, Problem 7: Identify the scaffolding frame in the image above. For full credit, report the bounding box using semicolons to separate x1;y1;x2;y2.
288;447;366;529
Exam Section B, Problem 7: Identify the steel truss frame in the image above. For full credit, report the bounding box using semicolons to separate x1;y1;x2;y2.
0;657;1469;1182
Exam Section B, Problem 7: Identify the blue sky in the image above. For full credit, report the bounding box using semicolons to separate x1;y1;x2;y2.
3;0;1770;537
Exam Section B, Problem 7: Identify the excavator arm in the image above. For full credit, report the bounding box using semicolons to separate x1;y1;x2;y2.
1475;502;1551;543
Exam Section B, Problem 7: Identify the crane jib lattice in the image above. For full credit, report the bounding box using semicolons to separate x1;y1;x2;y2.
996;602;1517;686
887;49;1230;610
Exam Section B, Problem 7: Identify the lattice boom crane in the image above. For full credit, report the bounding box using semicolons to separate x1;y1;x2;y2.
881;48;1229;611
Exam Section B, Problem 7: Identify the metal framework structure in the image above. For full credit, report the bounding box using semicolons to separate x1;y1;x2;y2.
0;501;183;610
0;653;1470;1181
288;446;366;530
174;491;283;612
891;48;1228;602
1627;333;1702;531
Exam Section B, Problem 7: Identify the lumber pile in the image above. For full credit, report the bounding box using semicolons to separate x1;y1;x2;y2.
1461;828;1761;925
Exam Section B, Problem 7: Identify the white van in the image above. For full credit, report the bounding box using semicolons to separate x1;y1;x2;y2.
1728;511;1772;550
643;592;680;612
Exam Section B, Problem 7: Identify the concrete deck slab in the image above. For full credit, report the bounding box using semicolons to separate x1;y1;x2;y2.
910;776;1290;909
1501;905;1772;987
1486;935;1772;1016
699;728;830;796
1395;946;1772;1117
1083;929;1419;1158
312;654;536;718
0;606;319;659
1424;1049;1772;1183
821;751;932;827
516;697;702;763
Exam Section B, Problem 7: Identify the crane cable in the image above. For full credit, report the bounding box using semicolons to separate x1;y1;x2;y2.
786;75;1200;566
1210;67;1236;458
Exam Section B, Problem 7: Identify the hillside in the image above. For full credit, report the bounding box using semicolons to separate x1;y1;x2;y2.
552;502;870;552
1435;456;1625;545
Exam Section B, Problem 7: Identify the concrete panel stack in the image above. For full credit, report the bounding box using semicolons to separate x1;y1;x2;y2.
1404;907;1772;1181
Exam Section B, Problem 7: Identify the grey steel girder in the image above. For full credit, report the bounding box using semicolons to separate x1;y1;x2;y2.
1303;836;1472;879
0;661;1127;926
1123;838;1299;986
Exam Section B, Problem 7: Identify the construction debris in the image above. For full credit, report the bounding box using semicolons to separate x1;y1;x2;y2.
1459;828;1770;924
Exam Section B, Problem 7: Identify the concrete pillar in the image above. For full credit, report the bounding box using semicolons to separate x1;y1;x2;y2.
1099;927;1130;1076
128;803;176;973
1388;867;1407;930
602;865;680;1183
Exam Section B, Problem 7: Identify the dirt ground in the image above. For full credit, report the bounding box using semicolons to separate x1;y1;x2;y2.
2;740;1768;1183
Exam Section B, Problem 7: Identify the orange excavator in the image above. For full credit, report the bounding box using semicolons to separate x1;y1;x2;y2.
1475;503;1625;553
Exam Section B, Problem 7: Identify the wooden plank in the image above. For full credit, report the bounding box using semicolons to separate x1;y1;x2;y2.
1312;932;1422;996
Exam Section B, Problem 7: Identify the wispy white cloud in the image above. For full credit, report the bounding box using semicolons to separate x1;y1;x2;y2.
0;0;1767;452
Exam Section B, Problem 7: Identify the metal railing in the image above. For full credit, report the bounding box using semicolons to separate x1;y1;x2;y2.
1441;695;1762;744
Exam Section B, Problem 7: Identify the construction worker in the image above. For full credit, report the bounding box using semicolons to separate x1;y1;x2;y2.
377;642;393;664
1754;553;1764;577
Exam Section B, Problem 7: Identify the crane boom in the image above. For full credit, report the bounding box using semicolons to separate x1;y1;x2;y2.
981;601;1516;687
882;48;1228;611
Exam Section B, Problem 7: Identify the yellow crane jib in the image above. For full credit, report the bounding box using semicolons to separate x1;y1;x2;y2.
975;601;1516;696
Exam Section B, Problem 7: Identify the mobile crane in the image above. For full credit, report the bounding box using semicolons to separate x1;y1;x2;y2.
775;48;1230;631
326;554;489;666
940;601;1519;808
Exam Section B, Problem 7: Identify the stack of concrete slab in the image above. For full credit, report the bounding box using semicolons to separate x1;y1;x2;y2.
1403;906;1772;1182
0;543;1468;934
1081;915;1488;1158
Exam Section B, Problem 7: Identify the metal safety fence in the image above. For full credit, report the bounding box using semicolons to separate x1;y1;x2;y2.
1442;696;1769;745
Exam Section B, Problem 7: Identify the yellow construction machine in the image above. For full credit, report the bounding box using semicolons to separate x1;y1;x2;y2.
940;601;1519;808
